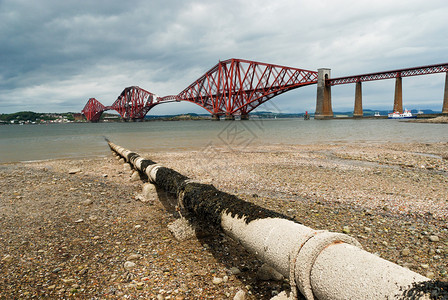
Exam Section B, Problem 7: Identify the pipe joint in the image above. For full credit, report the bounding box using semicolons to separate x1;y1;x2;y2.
292;231;362;300
145;164;162;183
134;157;146;171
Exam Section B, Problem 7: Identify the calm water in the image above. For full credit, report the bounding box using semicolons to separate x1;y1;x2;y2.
1;119;447;163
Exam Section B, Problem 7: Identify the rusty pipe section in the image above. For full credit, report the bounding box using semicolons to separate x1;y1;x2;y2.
107;141;431;300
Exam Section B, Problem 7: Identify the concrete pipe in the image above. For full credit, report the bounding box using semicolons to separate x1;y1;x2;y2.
107;140;439;300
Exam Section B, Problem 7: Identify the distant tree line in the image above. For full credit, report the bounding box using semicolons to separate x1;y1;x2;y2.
0;111;76;122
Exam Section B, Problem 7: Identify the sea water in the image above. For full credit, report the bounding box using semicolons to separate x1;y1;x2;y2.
0;119;447;163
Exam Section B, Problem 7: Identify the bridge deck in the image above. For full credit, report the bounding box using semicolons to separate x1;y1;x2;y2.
328;63;448;86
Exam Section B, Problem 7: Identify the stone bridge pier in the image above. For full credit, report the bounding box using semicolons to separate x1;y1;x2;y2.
315;68;333;119
443;72;448;115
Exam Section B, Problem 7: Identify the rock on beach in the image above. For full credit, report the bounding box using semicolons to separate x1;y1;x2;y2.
124;261;136;270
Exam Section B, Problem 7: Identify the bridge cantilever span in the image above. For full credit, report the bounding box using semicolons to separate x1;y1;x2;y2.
81;86;175;122
81;59;318;122
176;58;318;120
81;98;107;122
111;86;160;120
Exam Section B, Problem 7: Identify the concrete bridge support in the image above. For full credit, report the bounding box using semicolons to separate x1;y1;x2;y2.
315;68;333;119
211;114;220;121
240;114;249;120
443;72;448;115
225;114;235;120
353;81;363;118
393;76;403;113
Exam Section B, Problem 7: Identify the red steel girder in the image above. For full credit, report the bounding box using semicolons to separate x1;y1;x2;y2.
111;86;158;120
328;63;448;86
81;98;106;122
81;89;176;122
176;58;318;116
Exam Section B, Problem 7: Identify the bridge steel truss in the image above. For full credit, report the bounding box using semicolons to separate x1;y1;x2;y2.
82;61;448;122
327;63;448;86
81;59;318;121
81;87;178;122
81;98;107;122
176;58;318;119
111;86;159;120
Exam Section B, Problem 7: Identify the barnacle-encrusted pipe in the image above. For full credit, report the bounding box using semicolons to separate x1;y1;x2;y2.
107;140;432;300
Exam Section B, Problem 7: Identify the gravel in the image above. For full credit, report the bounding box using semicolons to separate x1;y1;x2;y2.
0;141;447;299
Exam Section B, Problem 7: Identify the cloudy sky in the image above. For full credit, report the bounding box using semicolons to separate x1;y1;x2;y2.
1;0;447;115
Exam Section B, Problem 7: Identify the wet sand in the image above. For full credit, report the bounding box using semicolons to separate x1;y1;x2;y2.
1;142;447;299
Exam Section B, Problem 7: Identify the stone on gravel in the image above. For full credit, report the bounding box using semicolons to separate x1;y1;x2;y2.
81;199;93;206
68;168;81;174
401;248;411;256
233;290;246;300
1;254;13;263
127;254;142;261
124;261;136;270
342;226;350;234
130;170;141;182
167;218;196;241
428;235;440;242
212;277;223;284
256;264;284;281
229;267;241;275
142;183;157;200
61;278;75;284
270;291;292;299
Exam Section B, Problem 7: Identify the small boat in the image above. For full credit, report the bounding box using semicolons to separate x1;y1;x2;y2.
387;109;417;119
374;112;381;117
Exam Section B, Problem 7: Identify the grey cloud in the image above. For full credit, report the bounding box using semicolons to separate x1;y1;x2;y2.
0;0;447;114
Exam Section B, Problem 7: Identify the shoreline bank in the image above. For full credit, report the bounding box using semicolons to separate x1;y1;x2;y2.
1;142;447;298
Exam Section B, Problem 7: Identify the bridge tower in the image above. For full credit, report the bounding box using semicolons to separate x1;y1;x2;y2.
443;72;448;115
393;75;403;113
354;81;363;118
315;68;333;119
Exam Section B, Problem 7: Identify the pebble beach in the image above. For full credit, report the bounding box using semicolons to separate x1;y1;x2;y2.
1;141;447;299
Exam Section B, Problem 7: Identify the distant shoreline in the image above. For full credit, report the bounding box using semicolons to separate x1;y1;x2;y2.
407;116;448;124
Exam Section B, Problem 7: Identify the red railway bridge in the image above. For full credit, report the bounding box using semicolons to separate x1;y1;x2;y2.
81;59;448;121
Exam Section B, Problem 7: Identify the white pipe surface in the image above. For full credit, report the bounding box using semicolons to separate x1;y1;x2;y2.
310;243;429;300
